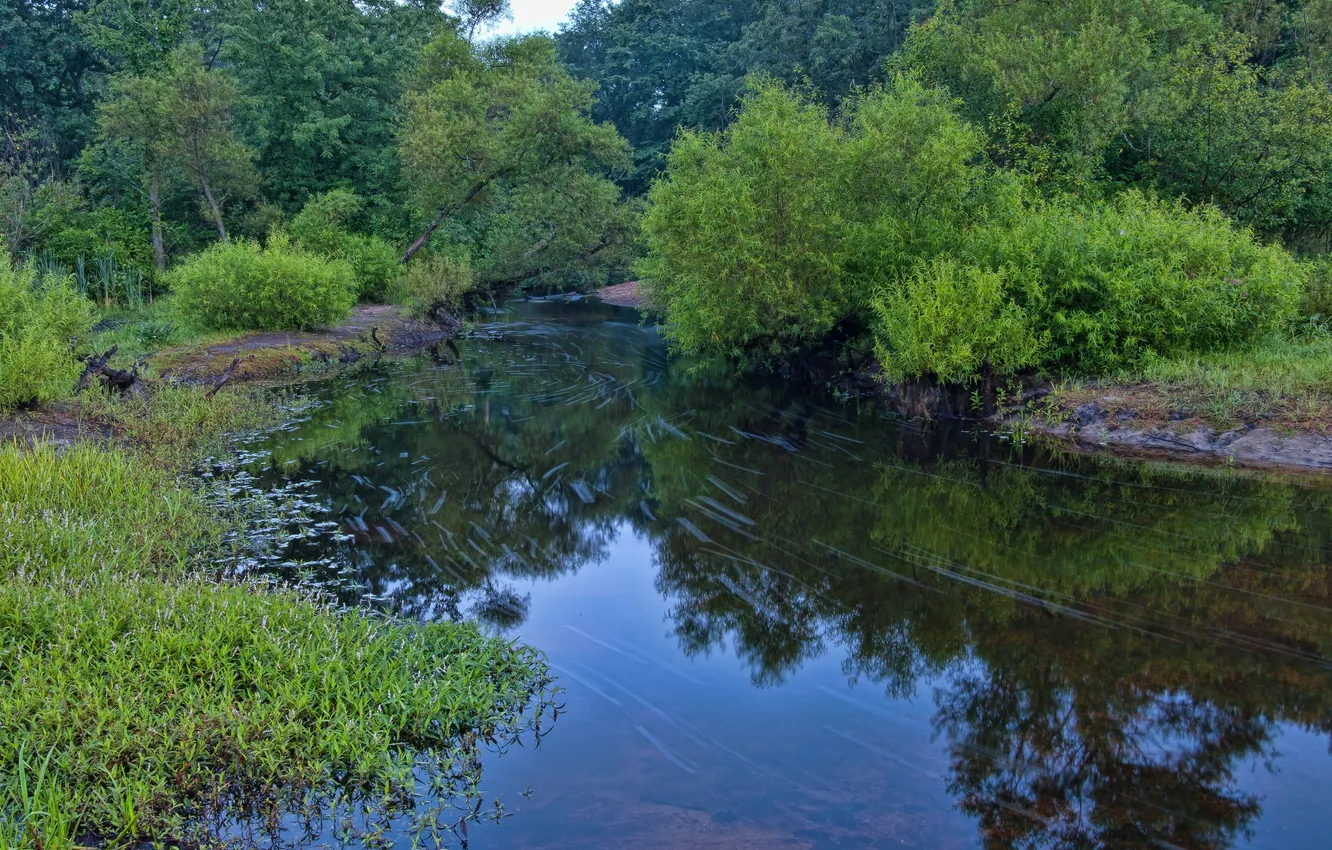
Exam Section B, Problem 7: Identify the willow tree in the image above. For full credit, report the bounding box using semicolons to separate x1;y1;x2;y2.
397;32;633;288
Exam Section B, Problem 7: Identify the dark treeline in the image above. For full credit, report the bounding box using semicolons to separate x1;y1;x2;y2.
557;0;930;192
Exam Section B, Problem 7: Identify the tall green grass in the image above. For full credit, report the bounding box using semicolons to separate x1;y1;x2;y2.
1118;333;1332;425
0;441;553;847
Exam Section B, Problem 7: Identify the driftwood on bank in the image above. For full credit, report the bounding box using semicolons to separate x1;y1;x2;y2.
206;357;241;398
77;346;146;397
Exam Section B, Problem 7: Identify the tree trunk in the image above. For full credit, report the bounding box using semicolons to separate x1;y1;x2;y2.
200;177;229;243
401;176;502;264
401;214;446;265
148;174;166;272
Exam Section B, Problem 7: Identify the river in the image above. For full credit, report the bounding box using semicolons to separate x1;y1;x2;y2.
241;298;1332;849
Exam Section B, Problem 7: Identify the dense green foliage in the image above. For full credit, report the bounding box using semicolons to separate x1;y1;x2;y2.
2;0;636;310
646;79;1310;376
898;0;1332;245
634;0;1329;382
641;77;984;358
398;32;634;288
393;252;476;321
289;189;398;301
167;239;356;331
639;82;849;357
0;440;551;846
0;262;92;411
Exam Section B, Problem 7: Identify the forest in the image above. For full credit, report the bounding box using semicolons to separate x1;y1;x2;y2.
2;0;1331;400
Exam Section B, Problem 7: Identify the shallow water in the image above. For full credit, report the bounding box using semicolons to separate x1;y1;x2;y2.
246;299;1332;849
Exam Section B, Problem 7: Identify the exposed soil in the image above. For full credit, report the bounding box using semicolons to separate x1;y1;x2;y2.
1;305;456;449
0;403;110;449
597;281;645;308
1009;386;1332;473
154;304;455;384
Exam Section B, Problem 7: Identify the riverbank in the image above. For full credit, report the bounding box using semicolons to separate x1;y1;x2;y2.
596;280;646;308
997;335;1332;472
593;284;1332;472
0;303;454;451
0;309;554;848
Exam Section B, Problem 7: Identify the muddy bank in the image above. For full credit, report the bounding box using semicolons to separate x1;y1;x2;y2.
870;373;1332;473
155;304;455;383
1014;398;1332;473
597;281;645;308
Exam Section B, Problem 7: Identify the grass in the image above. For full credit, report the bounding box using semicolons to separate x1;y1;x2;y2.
1036;331;1332;431
75;382;289;468
0;437;553;846
87;298;220;369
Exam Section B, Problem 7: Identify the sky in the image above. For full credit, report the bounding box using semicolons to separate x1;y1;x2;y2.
492;0;581;36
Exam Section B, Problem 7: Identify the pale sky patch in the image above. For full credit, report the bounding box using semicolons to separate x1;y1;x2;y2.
491;0;581;36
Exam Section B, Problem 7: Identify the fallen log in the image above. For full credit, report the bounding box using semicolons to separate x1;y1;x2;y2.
77;346;145;396
206;357;242;398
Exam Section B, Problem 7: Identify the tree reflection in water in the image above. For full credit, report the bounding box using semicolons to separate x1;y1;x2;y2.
248;299;1332;849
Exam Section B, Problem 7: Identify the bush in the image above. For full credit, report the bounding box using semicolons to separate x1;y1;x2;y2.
289;190;399;300
873;259;1040;383
969;192;1306;373
168;240;356;331
1301;255;1332;324
392;253;475;321
639;77;988;359
638;81;849;359
0;262;93;412
868;192;1307;380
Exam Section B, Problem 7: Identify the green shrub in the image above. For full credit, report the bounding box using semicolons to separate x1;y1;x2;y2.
339;232;400;300
873;258;1041;383
0;263;93;412
290;190;399;300
970;192;1305;373
639;77;988;360
638;81;849;359
1301;254;1332;323
869;192;1306;381
168;239;356;331
393;253;475;320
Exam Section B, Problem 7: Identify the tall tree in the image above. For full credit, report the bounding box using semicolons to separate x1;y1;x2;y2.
556;0;762;192
0;0;104;163
104;48;254;244
96;69;172;268
451;0;511;42
398;31;632;285
220;0;452;217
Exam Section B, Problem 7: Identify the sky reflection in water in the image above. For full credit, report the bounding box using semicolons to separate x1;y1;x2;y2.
246;299;1332;849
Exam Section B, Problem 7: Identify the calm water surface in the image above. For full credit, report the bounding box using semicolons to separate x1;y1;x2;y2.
246;299;1332;849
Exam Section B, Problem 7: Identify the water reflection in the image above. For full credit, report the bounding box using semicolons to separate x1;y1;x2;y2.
249;299;1332;849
